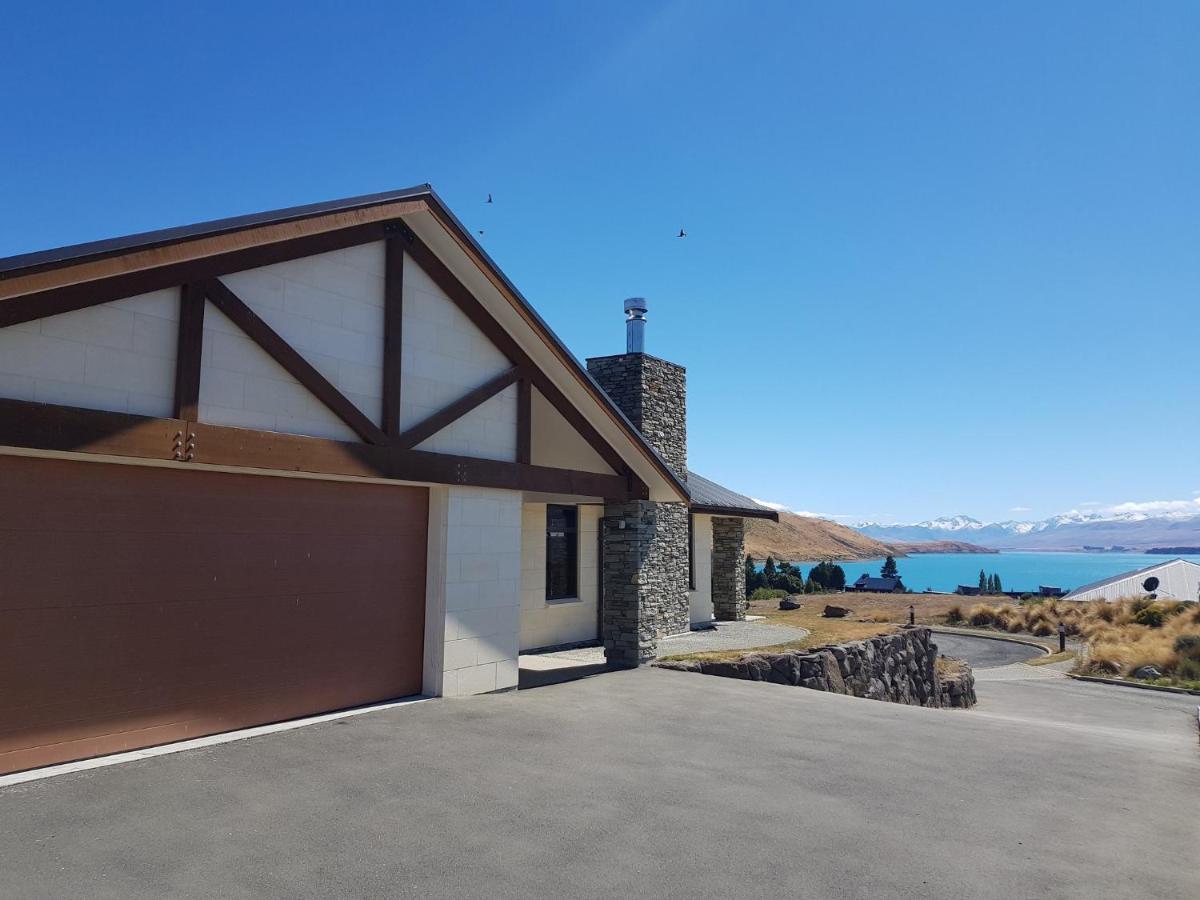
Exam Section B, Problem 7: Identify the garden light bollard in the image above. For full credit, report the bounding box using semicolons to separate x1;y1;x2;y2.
908;604;915;626
1058;621;1066;653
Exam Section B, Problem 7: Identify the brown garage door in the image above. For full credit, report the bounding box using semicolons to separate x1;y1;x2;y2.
0;455;428;776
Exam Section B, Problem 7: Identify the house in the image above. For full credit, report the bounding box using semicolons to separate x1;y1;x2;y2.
0;186;776;775
849;575;906;593
955;585;982;596
1062;559;1200;603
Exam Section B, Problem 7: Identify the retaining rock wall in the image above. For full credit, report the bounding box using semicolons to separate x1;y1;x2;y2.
656;627;976;708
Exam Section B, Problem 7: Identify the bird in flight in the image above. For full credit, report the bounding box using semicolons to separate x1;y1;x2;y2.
678;228;687;238
486;193;493;204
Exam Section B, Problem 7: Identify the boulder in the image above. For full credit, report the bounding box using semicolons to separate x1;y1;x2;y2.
1132;665;1163;680
822;605;853;618
779;595;803;611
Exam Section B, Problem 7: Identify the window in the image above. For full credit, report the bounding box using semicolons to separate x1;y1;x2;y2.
546;505;579;601
687;513;695;591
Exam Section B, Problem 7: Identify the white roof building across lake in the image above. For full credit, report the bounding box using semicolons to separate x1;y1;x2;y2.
1062;559;1200;603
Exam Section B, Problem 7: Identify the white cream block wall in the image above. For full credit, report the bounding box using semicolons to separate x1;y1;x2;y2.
529;387;614;474
0;288;179;417
401;254;516;461
689;514;715;626
199;242;386;441
199;302;358;441
519;502;600;651
424;485;522;697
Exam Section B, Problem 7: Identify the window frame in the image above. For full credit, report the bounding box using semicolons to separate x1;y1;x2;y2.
545;504;580;602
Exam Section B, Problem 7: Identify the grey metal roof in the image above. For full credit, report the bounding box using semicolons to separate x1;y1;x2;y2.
0;185;435;277
686;471;778;520
852;575;903;591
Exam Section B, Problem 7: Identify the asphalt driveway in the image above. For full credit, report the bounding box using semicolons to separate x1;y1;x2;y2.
932;631;1045;668
1;667;1196;899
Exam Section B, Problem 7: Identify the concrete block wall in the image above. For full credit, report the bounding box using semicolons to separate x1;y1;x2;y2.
424;485;522;697
519;502;600;651
401;254;516;461
0;288;179;417
688;513;714;626
200;242;387;441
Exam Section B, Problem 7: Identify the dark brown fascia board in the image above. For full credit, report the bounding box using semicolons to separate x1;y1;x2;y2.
0;186;688;501
690;504;780;522
415;193;690;501
0;397;643;501
0;185;434;279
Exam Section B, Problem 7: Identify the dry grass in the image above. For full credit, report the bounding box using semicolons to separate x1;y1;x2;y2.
1025;650;1075;667
751;591;966;647
954;596;1200;684
663;592;964;664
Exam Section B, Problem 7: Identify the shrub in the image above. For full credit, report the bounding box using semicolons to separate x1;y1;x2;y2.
944;605;963;625
1030;620;1054;637
968;604;995;626
1133;605;1165;628
1092;603;1115;623
750;587;788;601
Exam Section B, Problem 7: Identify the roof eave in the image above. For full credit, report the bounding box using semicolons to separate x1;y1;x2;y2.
690;503;779;521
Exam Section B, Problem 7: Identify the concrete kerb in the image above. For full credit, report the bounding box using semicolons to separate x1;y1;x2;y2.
1064;672;1200;697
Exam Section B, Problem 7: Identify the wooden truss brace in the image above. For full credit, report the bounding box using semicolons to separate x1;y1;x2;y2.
0;217;645;497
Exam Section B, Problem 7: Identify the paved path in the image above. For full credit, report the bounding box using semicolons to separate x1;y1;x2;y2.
2;665;1196;899
524;619;808;667
932;631;1045;669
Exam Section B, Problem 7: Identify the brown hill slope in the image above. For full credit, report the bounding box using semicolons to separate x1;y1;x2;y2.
745;511;893;562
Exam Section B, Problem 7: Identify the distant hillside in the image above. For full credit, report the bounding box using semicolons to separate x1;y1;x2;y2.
890;540;997;555
745;511;893;562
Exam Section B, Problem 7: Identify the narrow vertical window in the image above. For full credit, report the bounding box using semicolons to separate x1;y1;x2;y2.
546;505;579;601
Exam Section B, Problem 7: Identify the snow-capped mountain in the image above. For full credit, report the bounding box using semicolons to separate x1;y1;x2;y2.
856;511;1200;550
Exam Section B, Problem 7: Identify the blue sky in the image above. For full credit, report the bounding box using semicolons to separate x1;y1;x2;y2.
3;1;1197;523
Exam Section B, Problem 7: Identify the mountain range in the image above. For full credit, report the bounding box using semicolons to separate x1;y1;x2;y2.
855;512;1200;551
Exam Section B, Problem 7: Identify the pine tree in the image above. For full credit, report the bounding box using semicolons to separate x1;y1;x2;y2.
994;573;1003;594
764;557;777;579
804;576;816;594
745;554;760;593
978;569;988;593
987;574;996;594
881;555;899;578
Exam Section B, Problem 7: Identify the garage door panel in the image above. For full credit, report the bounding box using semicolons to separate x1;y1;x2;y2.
0;582;425;715
0;456;428;775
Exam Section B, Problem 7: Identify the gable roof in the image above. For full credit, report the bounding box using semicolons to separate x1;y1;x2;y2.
0;186;689;503
687;471;779;520
852;575;904;591
1063;558;1200;601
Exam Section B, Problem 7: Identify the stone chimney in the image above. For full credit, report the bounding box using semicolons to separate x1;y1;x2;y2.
586;298;690;668
585;297;687;482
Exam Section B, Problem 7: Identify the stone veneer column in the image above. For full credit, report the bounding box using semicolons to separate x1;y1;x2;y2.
600;500;690;666
711;517;747;621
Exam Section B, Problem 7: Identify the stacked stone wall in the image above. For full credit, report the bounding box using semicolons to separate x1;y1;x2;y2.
601;500;690;667
711;517;747;621
586;353;687;481
656;627;977;708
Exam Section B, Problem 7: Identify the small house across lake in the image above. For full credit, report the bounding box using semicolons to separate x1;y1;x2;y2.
848;575;906;593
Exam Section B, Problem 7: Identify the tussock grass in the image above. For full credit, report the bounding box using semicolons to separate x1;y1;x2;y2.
949;596;1200;684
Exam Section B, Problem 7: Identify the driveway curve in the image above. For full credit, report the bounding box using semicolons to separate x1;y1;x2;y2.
932;631;1044;669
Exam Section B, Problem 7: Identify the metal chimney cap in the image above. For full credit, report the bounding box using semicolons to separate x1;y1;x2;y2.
624;297;648;316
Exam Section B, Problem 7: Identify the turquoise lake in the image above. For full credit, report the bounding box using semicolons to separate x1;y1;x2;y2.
774;551;1200;594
